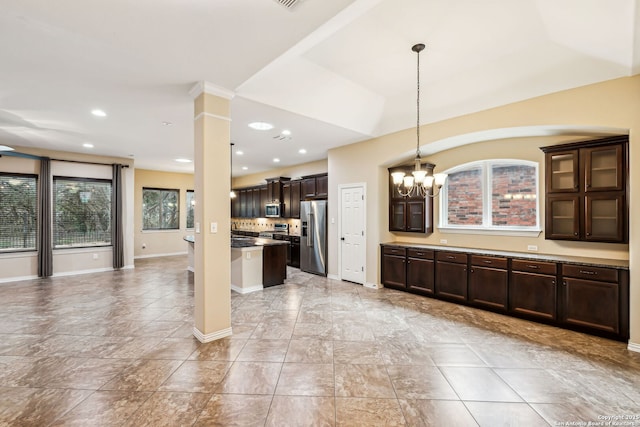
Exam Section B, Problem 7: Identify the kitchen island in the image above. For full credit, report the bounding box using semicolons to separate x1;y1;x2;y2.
184;235;288;294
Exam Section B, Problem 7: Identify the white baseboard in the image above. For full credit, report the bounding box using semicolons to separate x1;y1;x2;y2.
231;284;263;294
53;267;114;277
364;281;382;289
0;274;39;284
628;341;640;353
327;274;340;281
193;326;232;343
134;251;187;260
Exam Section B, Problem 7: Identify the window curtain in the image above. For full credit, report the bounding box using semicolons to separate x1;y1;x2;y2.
37;157;53;277
112;164;124;269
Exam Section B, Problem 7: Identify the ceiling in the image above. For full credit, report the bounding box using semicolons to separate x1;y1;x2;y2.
1;0;639;176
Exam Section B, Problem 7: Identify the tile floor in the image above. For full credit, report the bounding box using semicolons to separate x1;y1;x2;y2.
1;255;639;426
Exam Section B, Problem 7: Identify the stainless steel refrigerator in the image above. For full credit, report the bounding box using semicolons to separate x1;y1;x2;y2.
300;200;327;276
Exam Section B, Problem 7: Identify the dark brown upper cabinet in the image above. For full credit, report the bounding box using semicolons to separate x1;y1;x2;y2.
301;173;328;200
541;136;628;243
388;165;433;233
281;180;301;218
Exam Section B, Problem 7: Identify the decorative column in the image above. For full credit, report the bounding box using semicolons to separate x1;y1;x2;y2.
189;81;233;342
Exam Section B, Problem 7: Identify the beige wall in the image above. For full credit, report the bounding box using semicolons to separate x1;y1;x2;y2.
328;75;639;344
232;159;327;188
0;147;135;281
134;169;195;258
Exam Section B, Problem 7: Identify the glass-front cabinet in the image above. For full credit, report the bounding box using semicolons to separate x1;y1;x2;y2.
541;136;628;243
548;150;578;192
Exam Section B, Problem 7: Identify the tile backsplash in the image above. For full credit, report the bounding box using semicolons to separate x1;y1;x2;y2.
232;218;302;235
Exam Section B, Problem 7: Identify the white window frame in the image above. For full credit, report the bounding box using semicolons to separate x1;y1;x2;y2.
438;159;542;237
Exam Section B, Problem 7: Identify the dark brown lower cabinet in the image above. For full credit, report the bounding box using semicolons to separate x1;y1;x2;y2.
509;271;557;320
379;244;628;341
435;252;468;301
469;256;508;311
381;247;406;290
509;259;558;320
561;264;622;334
407;249;434;294
262;244;287;287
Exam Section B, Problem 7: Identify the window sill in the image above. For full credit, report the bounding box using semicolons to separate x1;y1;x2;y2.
438;226;542;237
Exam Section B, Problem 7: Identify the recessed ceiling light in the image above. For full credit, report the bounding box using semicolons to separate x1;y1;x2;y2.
298;148;307;154
273;158;280;163
162;121;173;126
174;158;192;163
248;121;273;131
91;109;107;117
242;166;248;170
83;143;94;148
236;150;244;155
281;129;291;136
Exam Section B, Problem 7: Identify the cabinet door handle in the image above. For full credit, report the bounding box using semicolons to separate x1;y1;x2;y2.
416;252;424;256
574;232;579;236
483;260;492;264
579;270;597;275
552;280;556;285
470;268;474;273
446;255;456;260
526;264;539;269
586;232;591;236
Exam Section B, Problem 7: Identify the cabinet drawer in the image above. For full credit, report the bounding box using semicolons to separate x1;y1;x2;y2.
436;251;467;264
562;264;618;283
471;255;507;269
512;259;557;275
383;246;406;256
408;249;434;259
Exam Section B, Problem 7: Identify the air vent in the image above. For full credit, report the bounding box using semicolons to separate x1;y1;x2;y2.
274;0;302;9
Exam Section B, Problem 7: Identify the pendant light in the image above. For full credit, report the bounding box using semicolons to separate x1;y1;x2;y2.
391;43;447;198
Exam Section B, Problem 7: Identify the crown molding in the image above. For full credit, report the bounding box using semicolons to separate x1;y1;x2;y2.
189;81;235;100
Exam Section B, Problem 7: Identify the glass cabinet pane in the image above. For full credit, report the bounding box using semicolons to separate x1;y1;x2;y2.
550;152;577;191
407;201;425;232
586;196;622;240
390;202;405;231
587;147;621;190
550;198;578;237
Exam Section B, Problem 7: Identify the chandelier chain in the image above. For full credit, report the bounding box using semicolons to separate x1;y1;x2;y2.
416;45;420;157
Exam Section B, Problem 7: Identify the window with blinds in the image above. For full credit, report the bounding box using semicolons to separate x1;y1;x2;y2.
53;177;112;248
0;174;37;252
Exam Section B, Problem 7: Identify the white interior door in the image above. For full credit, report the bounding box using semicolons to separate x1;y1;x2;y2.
339;184;365;284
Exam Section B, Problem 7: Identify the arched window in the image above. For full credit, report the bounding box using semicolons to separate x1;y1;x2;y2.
439;160;541;236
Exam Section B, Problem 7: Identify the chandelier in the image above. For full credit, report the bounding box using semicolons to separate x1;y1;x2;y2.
391;43;447;198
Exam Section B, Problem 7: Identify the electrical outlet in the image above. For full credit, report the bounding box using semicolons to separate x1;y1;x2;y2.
142;243;146;249
527;245;538;251
92;253;99;260
210;222;218;233
440;239;448;244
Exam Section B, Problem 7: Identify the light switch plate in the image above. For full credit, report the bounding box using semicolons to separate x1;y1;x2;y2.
195;223;200;233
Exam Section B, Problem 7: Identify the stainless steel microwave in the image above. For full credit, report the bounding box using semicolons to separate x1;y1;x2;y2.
265;203;281;217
